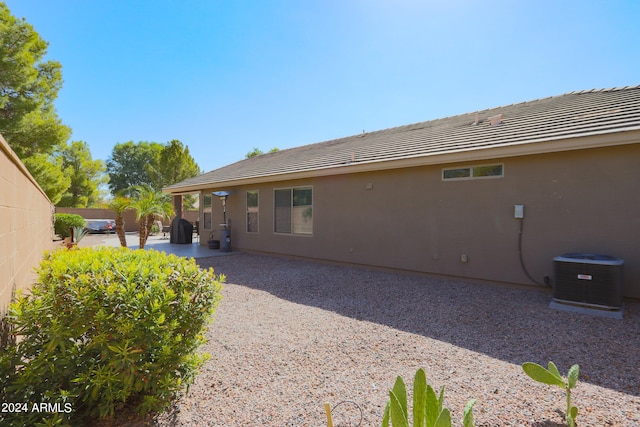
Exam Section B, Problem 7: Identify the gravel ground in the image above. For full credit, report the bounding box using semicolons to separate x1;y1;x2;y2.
150;253;640;427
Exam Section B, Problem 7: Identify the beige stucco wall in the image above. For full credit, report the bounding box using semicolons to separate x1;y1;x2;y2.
0;135;53;317
201;143;640;299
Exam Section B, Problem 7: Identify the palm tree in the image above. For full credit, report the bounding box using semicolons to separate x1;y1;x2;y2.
106;196;131;247
129;185;174;249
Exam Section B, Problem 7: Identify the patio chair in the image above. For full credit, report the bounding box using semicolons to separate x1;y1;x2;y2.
192;220;199;243
161;223;171;239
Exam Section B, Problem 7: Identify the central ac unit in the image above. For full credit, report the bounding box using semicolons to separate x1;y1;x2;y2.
553;253;623;310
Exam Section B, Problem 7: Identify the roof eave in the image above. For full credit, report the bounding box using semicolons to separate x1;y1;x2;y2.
163;128;640;194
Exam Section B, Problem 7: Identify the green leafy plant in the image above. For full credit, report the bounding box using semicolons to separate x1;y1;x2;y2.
151;222;160;235
72;225;88;243
106;195;132;247
53;213;86;238
522;362;580;427
0;247;223;426
382;368;475;427
129;185;174;249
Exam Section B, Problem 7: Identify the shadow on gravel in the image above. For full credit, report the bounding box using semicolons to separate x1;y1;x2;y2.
527;410;566;427
530;421;565;427
198;253;640;398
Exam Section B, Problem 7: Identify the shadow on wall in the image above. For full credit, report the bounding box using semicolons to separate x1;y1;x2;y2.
0;283;15;350
198;253;640;398
0;315;14;352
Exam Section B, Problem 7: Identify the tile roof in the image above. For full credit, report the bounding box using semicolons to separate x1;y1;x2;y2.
165;85;640;192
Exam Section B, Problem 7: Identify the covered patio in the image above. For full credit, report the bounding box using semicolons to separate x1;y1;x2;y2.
78;232;236;259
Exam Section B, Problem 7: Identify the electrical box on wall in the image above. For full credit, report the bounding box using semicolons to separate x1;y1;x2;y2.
514;204;524;219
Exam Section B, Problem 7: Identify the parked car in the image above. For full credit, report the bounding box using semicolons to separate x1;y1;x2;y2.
85;219;116;234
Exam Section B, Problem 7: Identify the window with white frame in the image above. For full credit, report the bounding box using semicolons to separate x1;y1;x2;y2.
442;164;503;180
274;187;312;235
202;193;212;229
246;190;259;233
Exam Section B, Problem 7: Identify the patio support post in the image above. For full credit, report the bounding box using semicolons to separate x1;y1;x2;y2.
173;195;183;219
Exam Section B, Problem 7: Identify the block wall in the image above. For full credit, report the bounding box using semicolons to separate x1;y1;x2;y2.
0;135;53;318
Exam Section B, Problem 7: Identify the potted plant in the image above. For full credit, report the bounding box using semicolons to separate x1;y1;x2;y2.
207;230;220;250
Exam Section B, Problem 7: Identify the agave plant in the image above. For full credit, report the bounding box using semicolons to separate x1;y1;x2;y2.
382;368;475;427
72;225;88;244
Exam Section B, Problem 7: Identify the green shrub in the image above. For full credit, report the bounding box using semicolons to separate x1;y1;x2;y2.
0;247;223;426
54;213;86;238
382;368;475;427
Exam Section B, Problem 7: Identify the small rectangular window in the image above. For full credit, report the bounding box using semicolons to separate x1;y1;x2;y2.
443;164;503;180
443;168;471;179
246;190;259;233
473;164;503;177
202;193;212;229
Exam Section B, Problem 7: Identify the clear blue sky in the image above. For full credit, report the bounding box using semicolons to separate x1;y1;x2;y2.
5;0;640;173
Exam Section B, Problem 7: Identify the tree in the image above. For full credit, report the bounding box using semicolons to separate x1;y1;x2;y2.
146;139;201;208
245;147;263;158
0;3;71;159
147;139;201;190
21;153;70;204
106;196;131;247
56;141;107;207
129;185;174;249
245;147;279;158
106;141;162;195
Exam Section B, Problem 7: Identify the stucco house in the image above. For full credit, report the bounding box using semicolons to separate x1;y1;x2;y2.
164;86;640;300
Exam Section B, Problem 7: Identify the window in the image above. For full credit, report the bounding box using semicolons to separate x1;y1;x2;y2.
202;193;212;229
442;164;503;180
246;190;259;233
274;187;313;235
443;168;471;179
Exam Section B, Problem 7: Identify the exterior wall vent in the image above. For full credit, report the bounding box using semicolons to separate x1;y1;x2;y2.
553;253;624;310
